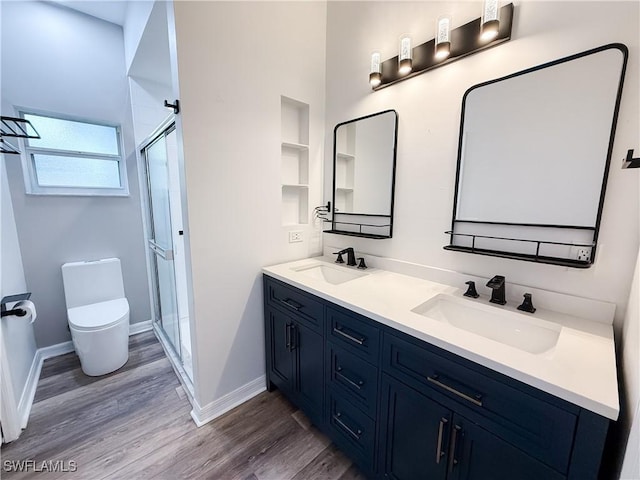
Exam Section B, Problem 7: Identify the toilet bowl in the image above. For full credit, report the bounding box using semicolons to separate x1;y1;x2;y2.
62;258;130;376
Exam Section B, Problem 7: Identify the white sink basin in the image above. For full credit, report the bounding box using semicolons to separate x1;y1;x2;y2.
412;294;561;354
292;263;368;285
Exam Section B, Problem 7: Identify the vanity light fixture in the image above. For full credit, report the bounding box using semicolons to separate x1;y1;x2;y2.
481;0;500;42
369;51;382;87
435;15;451;60
369;3;513;90
398;34;413;75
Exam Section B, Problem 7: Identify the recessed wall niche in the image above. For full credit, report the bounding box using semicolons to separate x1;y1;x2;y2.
281;96;309;225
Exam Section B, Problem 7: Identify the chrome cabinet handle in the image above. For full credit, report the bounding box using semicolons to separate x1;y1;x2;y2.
435;417;448;464
281;298;302;311
448;425;462;473
333;412;362;440
289;324;297;351
335;366;364;390
285;323;291;350
427;375;483;407
333;326;365;345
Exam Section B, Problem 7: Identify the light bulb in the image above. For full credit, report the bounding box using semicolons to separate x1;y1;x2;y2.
481;0;500;41
435;15;451;60
369;51;382;87
398;34;412;75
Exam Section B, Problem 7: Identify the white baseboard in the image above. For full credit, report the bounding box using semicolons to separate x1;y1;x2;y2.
17;352;42;429
17;340;74;429
129;320;153;335
38;341;75;361
190;375;267;427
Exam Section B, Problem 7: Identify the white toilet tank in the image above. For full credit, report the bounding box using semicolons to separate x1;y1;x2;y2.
62;258;125;308
61;258;130;376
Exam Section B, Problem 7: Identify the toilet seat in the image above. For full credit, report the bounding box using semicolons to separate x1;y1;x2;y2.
68;298;129;331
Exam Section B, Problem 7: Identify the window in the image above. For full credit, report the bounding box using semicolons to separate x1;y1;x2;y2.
20;111;128;196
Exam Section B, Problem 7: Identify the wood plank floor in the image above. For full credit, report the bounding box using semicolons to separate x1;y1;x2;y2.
1;332;364;480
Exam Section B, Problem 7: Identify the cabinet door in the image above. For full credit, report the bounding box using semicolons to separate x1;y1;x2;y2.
449;414;565;480
267;308;294;392
295;321;324;416
380;375;451;480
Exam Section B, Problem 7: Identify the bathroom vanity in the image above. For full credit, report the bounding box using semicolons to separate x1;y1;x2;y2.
262;258;618;479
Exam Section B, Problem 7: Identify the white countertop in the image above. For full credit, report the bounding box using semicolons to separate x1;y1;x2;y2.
263;257;619;420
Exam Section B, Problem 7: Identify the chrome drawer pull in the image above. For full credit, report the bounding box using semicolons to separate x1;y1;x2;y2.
333;326;365;345
334;413;362;440
427;375;483;407
435;417;448;464
281;298;302;311
335;367;364;390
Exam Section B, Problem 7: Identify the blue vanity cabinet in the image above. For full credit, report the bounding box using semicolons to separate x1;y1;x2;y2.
379;374;565;480
325;305;382;476
264;277;324;427
380;330;609;480
262;275;611;480
379;375;451;480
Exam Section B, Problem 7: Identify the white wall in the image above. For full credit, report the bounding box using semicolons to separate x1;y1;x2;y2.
172;1;326;408
123;0;155;74
127;0;174;147
1;1;151;347
324;1;639;331
0;157;37;410
620;250;640;479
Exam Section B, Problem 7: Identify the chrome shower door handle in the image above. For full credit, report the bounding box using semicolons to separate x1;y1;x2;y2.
148;240;174;261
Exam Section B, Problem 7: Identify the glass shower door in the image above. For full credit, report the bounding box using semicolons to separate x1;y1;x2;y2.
144;130;181;358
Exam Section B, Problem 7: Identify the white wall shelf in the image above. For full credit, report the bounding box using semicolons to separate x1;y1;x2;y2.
282;141;309;151
281;96;310;225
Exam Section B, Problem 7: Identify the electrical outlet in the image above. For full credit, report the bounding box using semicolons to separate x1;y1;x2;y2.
573;247;591;262
289;230;303;243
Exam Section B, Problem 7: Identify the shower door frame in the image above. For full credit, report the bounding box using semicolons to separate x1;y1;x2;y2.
139;117;194;389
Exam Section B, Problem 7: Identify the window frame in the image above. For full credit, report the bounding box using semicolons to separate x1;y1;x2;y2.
18;109;129;196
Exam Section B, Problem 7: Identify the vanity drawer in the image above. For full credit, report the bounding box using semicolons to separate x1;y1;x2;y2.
327;391;375;472
264;276;323;331
328;343;378;418
326;306;380;363
382;332;578;473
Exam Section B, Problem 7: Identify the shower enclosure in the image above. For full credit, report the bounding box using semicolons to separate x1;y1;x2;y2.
141;120;193;384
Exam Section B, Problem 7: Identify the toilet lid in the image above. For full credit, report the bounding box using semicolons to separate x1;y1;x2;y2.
68;298;129;330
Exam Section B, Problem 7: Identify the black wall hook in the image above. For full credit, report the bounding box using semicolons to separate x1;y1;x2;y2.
622;149;640;169
164;99;180;114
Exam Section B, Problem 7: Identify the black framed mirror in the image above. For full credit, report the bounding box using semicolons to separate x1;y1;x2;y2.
445;44;628;267
325;110;399;239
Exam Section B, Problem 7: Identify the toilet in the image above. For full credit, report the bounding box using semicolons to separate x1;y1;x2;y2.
61;258;130;376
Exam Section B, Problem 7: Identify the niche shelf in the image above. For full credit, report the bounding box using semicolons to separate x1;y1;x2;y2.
281;96;310;225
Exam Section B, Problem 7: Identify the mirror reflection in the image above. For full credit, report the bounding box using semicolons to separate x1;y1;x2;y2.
328;110;398;239
447;44;627;267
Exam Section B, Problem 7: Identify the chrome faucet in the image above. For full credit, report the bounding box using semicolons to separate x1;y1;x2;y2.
486;275;506;305
334;247;357;267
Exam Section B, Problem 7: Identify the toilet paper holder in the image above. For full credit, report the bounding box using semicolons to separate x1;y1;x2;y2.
1;292;31;318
